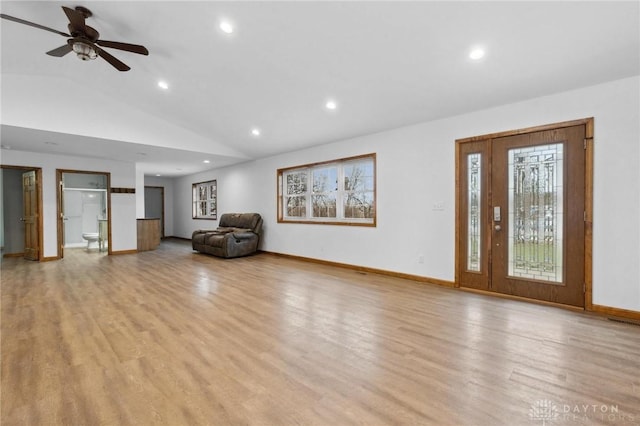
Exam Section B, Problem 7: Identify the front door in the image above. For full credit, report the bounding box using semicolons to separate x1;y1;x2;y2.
457;121;590;307
22;170;39;261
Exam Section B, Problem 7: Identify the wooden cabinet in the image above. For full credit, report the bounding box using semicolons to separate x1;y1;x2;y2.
137;218;161;251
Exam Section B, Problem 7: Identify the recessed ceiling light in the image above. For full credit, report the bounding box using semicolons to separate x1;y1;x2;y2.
251;128;261;137
469;48;485;60
155;174;161;177
220;21;234;34
325;100;337;110
203;160;210;164
158;80;169;90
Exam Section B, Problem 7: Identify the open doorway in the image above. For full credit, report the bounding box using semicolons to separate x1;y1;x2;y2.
1;165;43;261
56;170;111;259
144;186;165;238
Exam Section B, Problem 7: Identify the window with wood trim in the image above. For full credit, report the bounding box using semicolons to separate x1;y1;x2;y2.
192;180;217;219
277;154;376;226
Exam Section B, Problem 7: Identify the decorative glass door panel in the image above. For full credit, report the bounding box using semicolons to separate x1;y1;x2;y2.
507;143;564;283
467;153;482;272
457;140;489;290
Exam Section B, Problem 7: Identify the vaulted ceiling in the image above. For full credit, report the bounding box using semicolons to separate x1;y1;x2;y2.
1;1;638;176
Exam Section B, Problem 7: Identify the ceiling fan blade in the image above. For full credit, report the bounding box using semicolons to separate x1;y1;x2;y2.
46;43;73;57
96;40;149;56
62;6;86;33
0;13;70;37
97;47;130;72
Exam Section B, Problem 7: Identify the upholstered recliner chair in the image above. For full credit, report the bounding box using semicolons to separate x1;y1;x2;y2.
192;213;263;258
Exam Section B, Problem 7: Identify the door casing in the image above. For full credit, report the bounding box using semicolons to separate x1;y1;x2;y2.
455;118;594;309
56;169;112;259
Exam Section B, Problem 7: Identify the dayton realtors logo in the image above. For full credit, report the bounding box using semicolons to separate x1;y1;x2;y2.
529;399;559;425
529;399;637;424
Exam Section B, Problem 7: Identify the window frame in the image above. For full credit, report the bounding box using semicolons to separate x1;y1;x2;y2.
192;179;217;220
277;153;376;226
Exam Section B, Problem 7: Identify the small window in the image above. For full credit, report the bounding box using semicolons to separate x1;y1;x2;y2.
284;170;308;218
192;180;217;219
277;154;376;226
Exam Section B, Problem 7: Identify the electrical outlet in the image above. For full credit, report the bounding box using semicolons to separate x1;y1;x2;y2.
433;201;444;211
418;255;424;264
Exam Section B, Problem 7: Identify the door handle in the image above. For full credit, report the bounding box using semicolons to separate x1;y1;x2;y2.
19;217;25;222
494;225;502;231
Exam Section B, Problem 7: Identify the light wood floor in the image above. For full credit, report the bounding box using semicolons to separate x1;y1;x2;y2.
2;239;639;425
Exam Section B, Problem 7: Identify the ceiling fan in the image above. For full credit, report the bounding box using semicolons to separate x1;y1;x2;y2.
0;5;149;71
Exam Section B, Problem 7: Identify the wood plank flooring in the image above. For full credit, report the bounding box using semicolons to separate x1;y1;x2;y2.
2;239;639;425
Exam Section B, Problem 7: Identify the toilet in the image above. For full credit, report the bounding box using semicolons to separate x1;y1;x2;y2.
82;232;100;250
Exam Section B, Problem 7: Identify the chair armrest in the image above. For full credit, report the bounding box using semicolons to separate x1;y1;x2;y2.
231;232;257;240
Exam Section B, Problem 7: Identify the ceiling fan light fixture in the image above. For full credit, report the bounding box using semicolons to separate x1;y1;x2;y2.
1;6;148;71
72;40;97;61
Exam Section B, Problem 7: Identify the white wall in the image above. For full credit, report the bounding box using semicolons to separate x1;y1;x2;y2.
135;166;145;219
174;76;640;312
175;165;264;238
0;150;137;256
143;176;175;237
